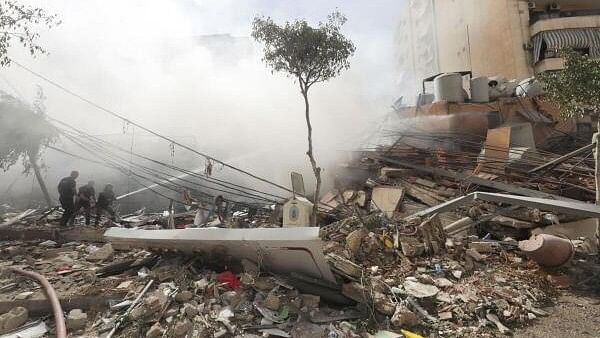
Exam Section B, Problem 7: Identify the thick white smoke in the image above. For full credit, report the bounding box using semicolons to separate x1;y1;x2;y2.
0;0;402;207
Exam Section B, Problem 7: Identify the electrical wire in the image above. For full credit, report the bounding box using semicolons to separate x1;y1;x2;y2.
48;116;287;201
57;128;281;203
11;59;294;194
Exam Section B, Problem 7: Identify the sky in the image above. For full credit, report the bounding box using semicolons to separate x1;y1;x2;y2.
0;0;406;203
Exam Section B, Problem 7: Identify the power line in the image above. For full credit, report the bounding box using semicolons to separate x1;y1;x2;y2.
54;125;282;207
11;59;294;194
49;129;338;216
48;116;285;202
59;128;279;203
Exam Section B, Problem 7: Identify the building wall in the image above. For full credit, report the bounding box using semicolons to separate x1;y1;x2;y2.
396;0;600;99
421;0;532;78
396;0;533;102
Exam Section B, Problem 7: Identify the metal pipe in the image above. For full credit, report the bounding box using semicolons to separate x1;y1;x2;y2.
8;267;67;338
105;279;154;338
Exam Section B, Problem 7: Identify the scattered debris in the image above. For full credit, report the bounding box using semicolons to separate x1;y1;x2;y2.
0;307;28;334
2;110;600;338
65;309;87;331
519;234;575;268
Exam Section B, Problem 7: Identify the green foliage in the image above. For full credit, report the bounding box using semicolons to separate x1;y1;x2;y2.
0;0;60;66
251;11;355;91
539;49;600;119
0;89;57;173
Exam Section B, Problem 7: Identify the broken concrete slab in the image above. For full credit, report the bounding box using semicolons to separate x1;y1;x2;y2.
345;228;367;257
172;319;192;337
375;155;567;200
326;253;362;279
85;243;114;262
379;167;414;181
146;322;164;338
0;320;47;338
0;307;28;334
104;227;336;282
174;290;193;303
403;280;439;299
391;304;418;327
465;248;485;262
319;191;339;212
371;186;404;218
0;209;37;227
66;309;87;331
401;181;445;207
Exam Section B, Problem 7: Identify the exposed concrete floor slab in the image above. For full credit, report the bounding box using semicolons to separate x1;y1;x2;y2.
104;227;336;282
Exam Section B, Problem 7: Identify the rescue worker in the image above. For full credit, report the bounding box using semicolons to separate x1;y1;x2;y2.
58;171;79;226
76;180;96;225
96;184;117;225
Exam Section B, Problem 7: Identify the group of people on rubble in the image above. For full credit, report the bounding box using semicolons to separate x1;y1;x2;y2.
57;170;117;226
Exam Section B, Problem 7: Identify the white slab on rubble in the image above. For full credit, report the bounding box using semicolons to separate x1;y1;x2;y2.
104;227;335;282
371;186;404;218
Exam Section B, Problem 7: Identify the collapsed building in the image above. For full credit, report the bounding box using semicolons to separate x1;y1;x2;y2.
1;1;600;338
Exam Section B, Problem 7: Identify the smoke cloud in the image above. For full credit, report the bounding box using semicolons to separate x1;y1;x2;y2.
0;0;402;209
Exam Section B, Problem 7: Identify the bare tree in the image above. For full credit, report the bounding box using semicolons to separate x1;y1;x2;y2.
252;12;355;225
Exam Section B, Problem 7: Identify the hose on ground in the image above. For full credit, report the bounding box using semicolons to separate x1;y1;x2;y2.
7;267;67;338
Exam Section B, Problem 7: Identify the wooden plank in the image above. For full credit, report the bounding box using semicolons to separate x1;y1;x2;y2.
401;181;446;207
0;227;106;243
326;253;362;279
528;143;594;174
489;215;535;229
405;192;600;220
0;293;126;316
373;155;570;200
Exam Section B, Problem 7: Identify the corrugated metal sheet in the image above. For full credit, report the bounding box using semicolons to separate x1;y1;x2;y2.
532;27;600;63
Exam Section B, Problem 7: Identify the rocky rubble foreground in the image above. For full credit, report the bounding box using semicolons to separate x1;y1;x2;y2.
0;211;597;338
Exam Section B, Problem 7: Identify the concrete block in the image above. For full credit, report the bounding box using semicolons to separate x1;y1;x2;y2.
104;227;335;282
66;309;87;330
0;306;28;333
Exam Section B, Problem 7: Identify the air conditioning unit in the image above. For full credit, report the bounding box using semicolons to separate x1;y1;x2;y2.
548;2;561;11
527;1;536;10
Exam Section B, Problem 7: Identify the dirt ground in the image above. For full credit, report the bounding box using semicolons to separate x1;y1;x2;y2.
513;292;600;338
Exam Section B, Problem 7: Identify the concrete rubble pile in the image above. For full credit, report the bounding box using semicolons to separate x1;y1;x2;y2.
0;204;597;338
1;133;600;337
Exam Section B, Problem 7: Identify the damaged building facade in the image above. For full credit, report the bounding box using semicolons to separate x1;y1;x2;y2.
397;0;600;99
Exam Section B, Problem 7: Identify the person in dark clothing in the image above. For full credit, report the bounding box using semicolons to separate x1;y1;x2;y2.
58;171;79;226
96;184;117;225
76;181;95;225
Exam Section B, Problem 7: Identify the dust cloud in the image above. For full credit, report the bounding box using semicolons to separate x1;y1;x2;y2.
0;0;403;209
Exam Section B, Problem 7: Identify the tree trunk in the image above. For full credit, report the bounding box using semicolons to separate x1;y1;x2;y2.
302;89;321;226
592;118;600;205
29;153;52;207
